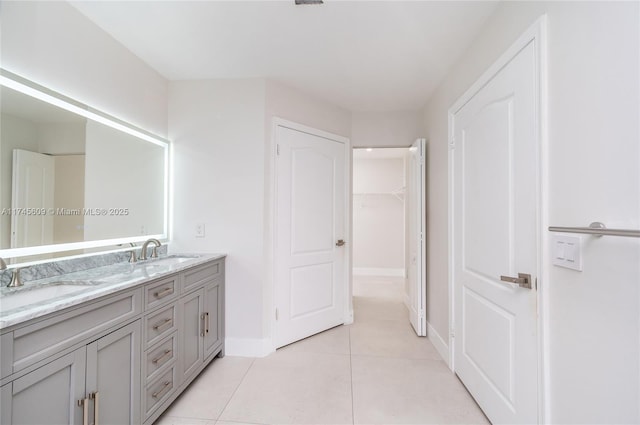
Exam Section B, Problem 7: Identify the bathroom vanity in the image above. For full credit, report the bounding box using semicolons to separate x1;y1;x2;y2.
0;254;225;425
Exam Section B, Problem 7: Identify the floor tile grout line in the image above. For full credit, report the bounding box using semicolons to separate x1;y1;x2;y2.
214;357;258;423
349;326;355;425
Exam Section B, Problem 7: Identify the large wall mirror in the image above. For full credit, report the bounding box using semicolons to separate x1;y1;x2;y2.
0;69;169;263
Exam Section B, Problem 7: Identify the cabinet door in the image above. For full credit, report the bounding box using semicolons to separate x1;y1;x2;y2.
1;349;86;424
203;279;223;358
178;289;204;383
86;321;141;425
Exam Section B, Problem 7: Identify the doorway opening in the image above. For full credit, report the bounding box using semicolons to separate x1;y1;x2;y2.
352;145;425;336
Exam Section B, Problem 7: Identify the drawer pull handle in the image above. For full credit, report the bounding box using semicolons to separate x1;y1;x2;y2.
154;287;174;299
89;392;99;425
205;312;210;335
152;349;173;365
77;397;89;425
152;381;171;399
153;318;173;332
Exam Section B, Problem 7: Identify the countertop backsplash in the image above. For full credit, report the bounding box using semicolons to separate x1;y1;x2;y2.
0;245;168;287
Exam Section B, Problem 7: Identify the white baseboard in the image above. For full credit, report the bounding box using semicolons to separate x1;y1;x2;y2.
353;267;405;277
427;322;450;367
225;337;273;358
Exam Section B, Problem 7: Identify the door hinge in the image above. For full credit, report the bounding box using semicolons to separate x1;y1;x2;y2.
419;309;425;319
449;138;456;149
275;308;279;320
276;144;280;156
450;330;455;339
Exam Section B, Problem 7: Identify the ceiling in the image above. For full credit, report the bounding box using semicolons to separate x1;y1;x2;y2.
70;1;499;112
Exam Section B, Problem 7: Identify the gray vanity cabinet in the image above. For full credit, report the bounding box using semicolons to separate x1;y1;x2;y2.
86;320;142;425
178;288;203;382
1;256;225;425
203;278;223;358
0;320;141;425
1;349;86;424
178;275;224;384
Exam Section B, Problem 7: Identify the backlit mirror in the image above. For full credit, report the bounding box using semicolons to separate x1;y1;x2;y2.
0;69;169;262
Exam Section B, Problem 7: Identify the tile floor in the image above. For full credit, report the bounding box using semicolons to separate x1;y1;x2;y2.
155;276;489;425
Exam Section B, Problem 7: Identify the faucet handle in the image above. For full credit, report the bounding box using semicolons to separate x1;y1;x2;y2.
8;268;22;287
128;250;138;263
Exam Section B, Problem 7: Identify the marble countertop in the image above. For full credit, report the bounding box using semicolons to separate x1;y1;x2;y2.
0;253;225;330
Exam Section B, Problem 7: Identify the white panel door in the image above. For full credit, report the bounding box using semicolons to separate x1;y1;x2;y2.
452;41;539;423
11;149;55;248
406;138;426;336
275;124;347;348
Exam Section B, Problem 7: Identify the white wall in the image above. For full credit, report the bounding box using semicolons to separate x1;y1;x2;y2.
351;110;423;148
1;1;168;137
37;122;86;155
353;157;405;272
423;2;640;422
0;114;39;248
53;155;85;244
169;79;267;347
84;121;165;241
169;79;351;354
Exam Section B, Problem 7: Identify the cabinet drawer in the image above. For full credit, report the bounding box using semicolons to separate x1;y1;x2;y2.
144;304;176;348
144;276;178;311
182;261;223;293
144;333;176;384
11;289;142;374
144;366;176;419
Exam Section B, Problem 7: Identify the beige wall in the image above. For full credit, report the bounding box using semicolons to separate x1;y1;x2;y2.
423;2;639;422
351;110;423;148
353;157;406;271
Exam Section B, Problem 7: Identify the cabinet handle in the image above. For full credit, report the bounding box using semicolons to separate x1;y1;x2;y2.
152;381;171;399
200;313;205;337
152;349;173;365
153;318;173;332
77;397;89;425
89;392;99;425
154;287;174;299
205;312;210;335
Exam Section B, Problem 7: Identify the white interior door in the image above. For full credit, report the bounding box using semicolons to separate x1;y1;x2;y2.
452;41;539;423
275;123;347;349
406;139;426;336
11;149;55;248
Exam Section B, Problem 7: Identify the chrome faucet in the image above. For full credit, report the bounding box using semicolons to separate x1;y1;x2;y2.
1;257;23;287
140;238;161;261
127;242;138;263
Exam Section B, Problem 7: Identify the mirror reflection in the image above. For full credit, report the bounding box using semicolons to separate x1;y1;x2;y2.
0;82;167;257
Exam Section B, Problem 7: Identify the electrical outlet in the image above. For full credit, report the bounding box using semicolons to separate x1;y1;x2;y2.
195;223;205;238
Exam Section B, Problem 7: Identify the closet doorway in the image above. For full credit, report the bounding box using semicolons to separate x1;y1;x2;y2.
352;141;426;336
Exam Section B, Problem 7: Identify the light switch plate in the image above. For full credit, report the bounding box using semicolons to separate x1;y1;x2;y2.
195;223;205;238
551;234;582;271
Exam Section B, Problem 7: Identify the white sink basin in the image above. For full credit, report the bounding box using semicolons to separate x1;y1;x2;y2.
0;283;87;312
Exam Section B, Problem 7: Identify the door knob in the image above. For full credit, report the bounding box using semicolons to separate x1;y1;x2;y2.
335;239;346;247
500;273;532;289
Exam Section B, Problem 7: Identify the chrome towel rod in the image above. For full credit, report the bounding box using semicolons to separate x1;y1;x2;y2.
548;222;640;238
